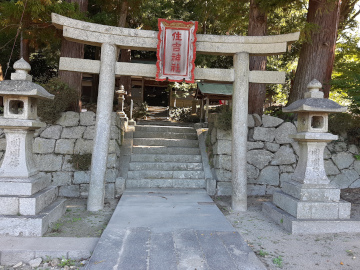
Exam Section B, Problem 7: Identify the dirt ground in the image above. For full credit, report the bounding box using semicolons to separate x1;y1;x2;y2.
43;189;360;270
44;198;119;237
214;189;360;270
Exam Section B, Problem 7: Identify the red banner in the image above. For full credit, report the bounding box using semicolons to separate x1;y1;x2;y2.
156;19;198;83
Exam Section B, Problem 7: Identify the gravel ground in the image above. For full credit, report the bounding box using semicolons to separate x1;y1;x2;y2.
214;194;360;270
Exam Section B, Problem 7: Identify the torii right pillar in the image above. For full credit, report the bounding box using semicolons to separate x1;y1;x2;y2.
263;79;360;234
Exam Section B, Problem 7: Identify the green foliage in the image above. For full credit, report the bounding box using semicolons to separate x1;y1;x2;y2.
329;113;360;145
59;257;76;267
258;249;269;257
264;105;295;122
38;77;78;123
272;256;283;268
68;154;92;171
214;105;232;131
169;107;199;123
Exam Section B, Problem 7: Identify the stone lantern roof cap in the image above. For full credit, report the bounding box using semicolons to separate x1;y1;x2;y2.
0;80;54;100
283;79;347;113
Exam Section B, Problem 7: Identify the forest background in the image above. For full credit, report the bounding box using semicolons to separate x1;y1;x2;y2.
0;0;360;134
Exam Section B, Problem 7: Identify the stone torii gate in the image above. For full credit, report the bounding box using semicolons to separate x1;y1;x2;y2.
52;13;299;212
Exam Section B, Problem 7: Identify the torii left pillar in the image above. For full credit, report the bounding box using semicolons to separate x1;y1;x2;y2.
87;43;117;211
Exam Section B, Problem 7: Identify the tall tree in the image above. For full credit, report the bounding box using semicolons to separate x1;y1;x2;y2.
58;0;88;112
248;0;267;115
288;0;341;103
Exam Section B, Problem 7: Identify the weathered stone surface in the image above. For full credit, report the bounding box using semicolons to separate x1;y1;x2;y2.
52;172;72;186
350;179;360;188
274;122;296;144
324;147;332;159
354;160;360;175
74;139;93;154
264;142;280;153
266;186;281;195
332;152;355;170
349;144;359;155
247;150;274;169
291;141;300;157
252;114;262;126
214;155;231;171
74;171;90;184
40;125;62;139
56;111;80;127
280;165;294;173
213;140;232;155
262;115;284;127
115;177;125;197
34;126;46;137
59;185;79;197
210;128;217;145
216;129;231;140
108;139;118;154
216;181;232;195
55;139;75;154
110;126;120;140
105;169;118;183
29;258;42;268
34;154;63;171
61;126;86;139
254;166;279;186
252;127;275;142
324;160;340;176
105;183;115;199
80;111;96;126
107;153;118;168
271;146;296;165
83;126;96;140
0;138;6;151
334;142;347;152
247;184;266;196
33;138;55;154
62;155;75;171
330;169;359;189
280;173;293;186
247;141;264;151
247;164;259;179
215;168;231;181
248;114;255;128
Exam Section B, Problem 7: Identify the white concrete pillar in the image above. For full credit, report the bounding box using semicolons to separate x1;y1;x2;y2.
205;98;209;123
231;52;249;211
87;43;117;211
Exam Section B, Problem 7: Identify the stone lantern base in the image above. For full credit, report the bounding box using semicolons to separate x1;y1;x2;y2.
0;174;66;236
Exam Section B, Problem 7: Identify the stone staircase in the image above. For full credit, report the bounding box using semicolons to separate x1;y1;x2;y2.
126;123;207;189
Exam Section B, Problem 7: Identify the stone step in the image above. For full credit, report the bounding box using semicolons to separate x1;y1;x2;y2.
133;131;198;140
126;179;206;189
0;186;58;216
133;138;199;148
0;175;50;196
129;162;203;171
135;125;196;133
127;170;205;179
0;198;66;236
132;146;200;155
131;154;202;163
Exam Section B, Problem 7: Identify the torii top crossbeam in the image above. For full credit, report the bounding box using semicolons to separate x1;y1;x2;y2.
52;13;299;212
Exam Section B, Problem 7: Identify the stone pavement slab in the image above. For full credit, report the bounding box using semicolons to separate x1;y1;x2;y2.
86;189;266;270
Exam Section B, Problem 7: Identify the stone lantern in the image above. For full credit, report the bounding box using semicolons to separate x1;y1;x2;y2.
0;58;66;236
263;79;355;234
116;85;127;118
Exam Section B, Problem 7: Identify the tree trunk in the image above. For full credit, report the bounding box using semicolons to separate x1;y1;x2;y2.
247;0;267;115
58;0;88;112
21;38;30;63
288;0;341;104
0;64;3;81
117;1;132;102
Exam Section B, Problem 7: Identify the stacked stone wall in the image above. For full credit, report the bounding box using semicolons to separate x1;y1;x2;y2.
207;113;360;195
0;111;123;199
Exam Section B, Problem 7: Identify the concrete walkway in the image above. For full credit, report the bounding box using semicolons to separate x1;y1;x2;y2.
86;188;266;270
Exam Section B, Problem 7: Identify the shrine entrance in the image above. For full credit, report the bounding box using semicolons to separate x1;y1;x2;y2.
52;13;299;212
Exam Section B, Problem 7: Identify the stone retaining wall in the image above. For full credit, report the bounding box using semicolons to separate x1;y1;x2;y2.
0;111;123;199
207;114;360;196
